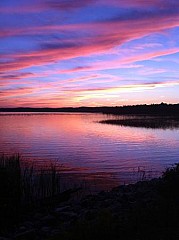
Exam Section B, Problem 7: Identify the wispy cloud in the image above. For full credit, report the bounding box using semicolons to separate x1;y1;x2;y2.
62;48;179;73
0;0;179;107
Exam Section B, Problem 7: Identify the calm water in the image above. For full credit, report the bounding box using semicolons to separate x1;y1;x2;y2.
0;113;179;191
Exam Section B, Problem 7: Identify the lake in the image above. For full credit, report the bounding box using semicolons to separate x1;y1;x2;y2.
0;112;179;191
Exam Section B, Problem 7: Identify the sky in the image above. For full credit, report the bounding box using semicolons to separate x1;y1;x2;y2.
0;0;179;108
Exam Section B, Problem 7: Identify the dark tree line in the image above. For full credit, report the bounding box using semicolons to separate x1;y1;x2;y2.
0;103;179;116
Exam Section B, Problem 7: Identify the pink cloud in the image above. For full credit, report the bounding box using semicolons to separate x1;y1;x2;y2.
1;0;179;108
0;0;96;14
1;79;179;108
0;87;35;98
1;0;178;15
0;72;34;80
105;0;179;8
1;15;179;73
62;48;179;73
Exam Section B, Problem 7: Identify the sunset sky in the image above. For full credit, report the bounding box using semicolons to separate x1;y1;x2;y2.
0;0;179;107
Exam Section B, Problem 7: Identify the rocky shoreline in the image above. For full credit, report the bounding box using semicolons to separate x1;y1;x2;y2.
2;167;179;240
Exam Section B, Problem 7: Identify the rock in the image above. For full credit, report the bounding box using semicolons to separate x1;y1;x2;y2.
100;198;113;208
34;212;43;220
22;221;34;228
0;237;11;240
54;206;71;214
84;210;98;221
59;211;78;222
18;226;27;232
41;226;51;232
40;214;57;226
14;229;36;240
50;228;61;236
40;226;52;236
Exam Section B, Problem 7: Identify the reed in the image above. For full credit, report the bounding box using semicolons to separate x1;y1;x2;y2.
0;154;61;230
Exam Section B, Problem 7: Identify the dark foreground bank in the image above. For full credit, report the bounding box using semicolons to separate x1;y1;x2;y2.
0;156;179;240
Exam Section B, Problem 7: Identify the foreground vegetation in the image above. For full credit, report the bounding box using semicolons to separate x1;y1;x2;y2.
0;154;72;233
0;155;179;239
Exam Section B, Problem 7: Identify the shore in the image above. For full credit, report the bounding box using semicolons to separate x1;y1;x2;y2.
1;163;179;240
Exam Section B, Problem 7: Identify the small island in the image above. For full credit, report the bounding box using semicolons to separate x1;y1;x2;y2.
100;117;179;129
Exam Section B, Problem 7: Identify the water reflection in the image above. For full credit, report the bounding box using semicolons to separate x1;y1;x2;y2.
0;113;179;191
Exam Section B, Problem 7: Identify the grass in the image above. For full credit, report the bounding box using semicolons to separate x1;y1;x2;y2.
0;154;62;231
0;154;21;229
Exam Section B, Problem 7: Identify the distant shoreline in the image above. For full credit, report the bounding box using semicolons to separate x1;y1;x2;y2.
0;103;179;116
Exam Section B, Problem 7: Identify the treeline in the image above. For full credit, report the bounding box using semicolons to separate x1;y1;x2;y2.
1;103;179;116
100;103;179;116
